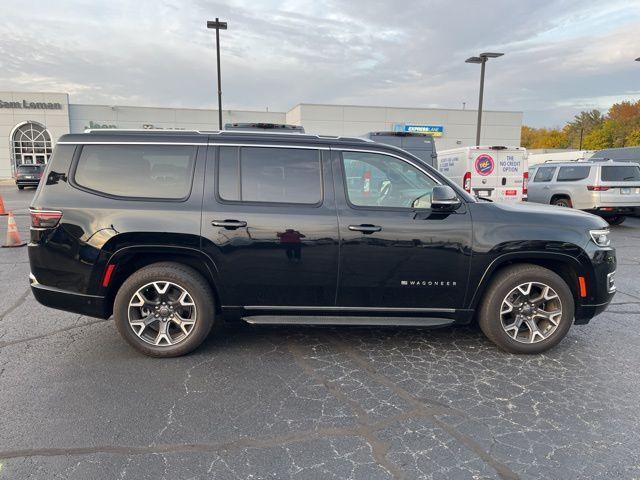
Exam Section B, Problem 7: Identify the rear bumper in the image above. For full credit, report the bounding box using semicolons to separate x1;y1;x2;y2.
15;179;41;186
586;206;638;217
30;274;109;319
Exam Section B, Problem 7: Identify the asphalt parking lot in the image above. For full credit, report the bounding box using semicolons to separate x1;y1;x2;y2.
0;182;639;479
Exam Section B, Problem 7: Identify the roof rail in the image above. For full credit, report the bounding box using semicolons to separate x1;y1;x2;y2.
82;128;372;143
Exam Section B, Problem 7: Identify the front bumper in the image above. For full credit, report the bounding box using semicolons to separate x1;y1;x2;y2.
30;273;109;319
574;247;616;324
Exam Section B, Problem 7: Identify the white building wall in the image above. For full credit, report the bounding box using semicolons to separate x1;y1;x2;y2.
69;104;286;133
0;92;524;178
285;104;523;150
0;92;70;178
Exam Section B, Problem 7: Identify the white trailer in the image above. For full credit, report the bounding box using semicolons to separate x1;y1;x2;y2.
437;146;528;202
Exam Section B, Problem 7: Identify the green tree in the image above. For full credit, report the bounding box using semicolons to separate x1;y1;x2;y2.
582;121;616;150
625;128;640;146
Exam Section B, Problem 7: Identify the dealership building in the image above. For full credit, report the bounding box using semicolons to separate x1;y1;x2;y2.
0;91;523;178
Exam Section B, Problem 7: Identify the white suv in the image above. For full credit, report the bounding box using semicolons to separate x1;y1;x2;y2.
528;160;640;225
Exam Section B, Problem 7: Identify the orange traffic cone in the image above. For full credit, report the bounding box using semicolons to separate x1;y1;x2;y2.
0;195;7;215
2;212;26;248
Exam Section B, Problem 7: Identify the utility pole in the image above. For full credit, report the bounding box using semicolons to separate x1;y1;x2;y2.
207;18;228;130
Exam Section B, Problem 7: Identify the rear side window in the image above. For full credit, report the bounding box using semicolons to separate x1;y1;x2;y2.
74;145;196;199
601;165;640;181
556;166;591;182
218;146;322;204
533;166;556;182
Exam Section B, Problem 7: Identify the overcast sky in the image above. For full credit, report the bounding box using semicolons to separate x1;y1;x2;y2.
1;0;639;127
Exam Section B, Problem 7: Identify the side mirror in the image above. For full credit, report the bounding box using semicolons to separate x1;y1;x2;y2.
431;185;462;211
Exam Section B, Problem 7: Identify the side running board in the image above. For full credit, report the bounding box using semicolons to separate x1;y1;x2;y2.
242;315;454;327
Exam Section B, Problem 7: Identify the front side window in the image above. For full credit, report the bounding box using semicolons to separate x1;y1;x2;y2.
342;151;437;208
218;146;322;204
533;166;556;182
601;165;640;181
74;145;196;199
556;166;591;182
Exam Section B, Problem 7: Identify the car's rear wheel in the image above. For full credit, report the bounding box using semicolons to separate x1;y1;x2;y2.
17;185;24;190
113;262;215;357
606;215;626;226
478;264;574;354
551;196;572;208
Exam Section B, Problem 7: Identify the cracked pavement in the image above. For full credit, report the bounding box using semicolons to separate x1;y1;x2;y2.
0;184;639;479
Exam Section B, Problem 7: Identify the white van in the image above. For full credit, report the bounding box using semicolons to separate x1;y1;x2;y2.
437;146;528;202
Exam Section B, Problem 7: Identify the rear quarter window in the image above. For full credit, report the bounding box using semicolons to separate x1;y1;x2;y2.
600;165;640;181
73;144;196;199
556;166;591;182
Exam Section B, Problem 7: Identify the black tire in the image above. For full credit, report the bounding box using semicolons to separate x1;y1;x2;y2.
478;264;574;354
551;196;572;208
17;185;24;190
606;216;625;226
113;262;215;357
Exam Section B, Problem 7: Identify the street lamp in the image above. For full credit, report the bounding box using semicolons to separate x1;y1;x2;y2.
207;18;228;130
466;52;504;145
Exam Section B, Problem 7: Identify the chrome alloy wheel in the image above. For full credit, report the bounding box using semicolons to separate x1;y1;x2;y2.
500;282;562;344
128;281;197;346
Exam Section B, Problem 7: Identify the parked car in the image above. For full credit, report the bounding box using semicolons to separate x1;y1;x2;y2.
15;163;45;189
29;130;616;357
528;160;640;225
437;146;528;203
365;131;437;167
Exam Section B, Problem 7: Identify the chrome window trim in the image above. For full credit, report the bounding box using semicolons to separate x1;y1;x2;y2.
57;141;206;146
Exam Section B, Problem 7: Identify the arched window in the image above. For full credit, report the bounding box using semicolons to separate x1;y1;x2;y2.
12;121;53;167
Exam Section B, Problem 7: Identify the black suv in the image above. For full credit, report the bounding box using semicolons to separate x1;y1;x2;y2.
15;163;45;189
29;130;616;357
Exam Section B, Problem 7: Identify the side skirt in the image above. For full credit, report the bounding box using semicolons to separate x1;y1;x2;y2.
242;315;455;328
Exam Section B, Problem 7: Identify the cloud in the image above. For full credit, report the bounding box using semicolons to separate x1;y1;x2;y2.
0;0;638;127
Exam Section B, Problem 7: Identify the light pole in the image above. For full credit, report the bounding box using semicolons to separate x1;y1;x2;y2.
207;18;228;130
466;52;504;145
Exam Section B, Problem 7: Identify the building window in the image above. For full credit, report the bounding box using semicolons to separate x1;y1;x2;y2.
12;121;53;167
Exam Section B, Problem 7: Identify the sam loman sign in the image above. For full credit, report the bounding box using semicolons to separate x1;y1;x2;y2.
0;99;62;110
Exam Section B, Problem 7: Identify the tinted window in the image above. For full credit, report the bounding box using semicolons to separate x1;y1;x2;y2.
218;147;240;201
342;151;437;208
17;165;43;173
556;166;591;182
218;147;322;204
74;145;196;199
601;165;640;181
533;166;556;182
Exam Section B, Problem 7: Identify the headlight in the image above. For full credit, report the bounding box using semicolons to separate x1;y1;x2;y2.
590;229;610;247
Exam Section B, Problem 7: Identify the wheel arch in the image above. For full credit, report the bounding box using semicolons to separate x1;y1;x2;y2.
468;252;589;313
101;245;223;317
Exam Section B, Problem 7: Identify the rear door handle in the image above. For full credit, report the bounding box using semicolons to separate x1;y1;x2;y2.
348;224;382;234
211;219;247;230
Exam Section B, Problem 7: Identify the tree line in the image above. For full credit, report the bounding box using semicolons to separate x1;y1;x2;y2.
521;100;640;150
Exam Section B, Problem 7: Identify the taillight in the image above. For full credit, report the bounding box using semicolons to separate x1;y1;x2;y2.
522;171;529;197
30;209;62;228
587;186;610;191
463;172;471;192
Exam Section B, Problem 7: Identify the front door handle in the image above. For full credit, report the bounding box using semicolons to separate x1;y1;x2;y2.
211;219;247;230
348;224;382;234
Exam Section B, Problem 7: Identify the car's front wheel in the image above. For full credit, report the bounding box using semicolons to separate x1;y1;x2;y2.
17;185;24;190
113;262;216;357
478;264;574;354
